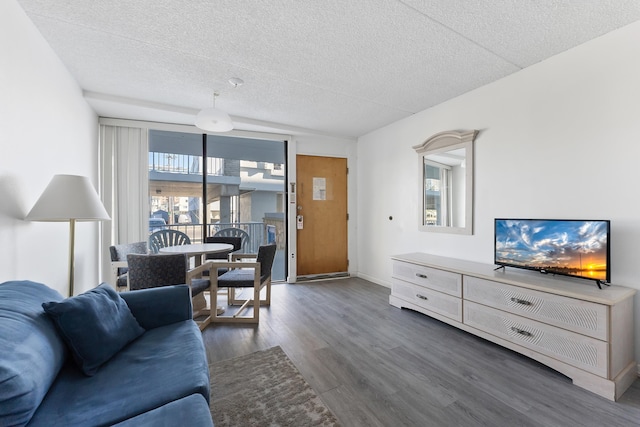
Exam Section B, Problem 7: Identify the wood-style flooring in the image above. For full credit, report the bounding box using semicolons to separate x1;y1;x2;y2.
202;277;640;427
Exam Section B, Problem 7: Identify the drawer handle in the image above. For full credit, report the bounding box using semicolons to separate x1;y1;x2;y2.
511;327;532;337
416;273;428;279
510;297;532;306
416;294;428;301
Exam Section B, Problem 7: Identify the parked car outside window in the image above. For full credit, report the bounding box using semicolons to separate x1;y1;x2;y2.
149;217;166;232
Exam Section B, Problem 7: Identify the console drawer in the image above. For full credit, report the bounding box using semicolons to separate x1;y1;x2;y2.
464;301;608;377
391;278;462;321
392;261;462;297
464;276;608;340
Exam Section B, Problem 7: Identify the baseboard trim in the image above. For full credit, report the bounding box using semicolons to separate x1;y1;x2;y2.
296;272;349;282
356;272;390;288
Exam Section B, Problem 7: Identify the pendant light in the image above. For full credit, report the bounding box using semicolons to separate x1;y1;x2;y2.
195;92;233;132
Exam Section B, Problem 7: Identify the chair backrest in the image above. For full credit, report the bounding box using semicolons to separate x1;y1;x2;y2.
126;253;188;290
148;229;191;254
109;241;148;276
204;236;242;260
256;244;277;282
213;228;250;253
110;241;148;262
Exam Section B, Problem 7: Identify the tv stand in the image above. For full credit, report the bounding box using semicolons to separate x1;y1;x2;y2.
390;253;637;401
493;265;505;272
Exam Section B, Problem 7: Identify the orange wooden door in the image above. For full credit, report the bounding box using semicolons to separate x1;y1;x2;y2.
296;155;348;277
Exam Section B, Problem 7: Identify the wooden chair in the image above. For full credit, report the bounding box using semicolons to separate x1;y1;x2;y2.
126;253;215;330
204;236;241;261
148;229;190;254
203;236;241;275
109;241;148;291
208;244;277;324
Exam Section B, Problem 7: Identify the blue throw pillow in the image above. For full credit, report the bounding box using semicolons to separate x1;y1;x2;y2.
42;283;145;376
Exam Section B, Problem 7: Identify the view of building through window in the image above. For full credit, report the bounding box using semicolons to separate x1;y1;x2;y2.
423;162;450;227
148;130;286;280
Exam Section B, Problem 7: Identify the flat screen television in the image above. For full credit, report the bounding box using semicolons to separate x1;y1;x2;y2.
494;218;610;287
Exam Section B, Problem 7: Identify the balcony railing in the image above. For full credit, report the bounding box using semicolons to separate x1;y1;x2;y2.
149;152;224;176
156;222;266;253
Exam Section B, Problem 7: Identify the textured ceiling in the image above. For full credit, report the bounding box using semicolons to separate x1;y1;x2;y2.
16;0;640;138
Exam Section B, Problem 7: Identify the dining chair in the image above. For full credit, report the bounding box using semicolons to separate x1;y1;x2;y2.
208;244;277;324
204;236;242;273
213;228;250;253
126;253;214;330
109;241;148;291
148;229;191;254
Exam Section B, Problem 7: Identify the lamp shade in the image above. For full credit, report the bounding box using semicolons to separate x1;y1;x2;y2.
195;107;234;132
26;175;110;222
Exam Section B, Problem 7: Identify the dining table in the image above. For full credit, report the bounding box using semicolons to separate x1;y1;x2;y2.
158;242;234;266
159;242;234;315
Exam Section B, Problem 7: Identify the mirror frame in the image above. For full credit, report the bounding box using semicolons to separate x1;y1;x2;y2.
413;130;478;235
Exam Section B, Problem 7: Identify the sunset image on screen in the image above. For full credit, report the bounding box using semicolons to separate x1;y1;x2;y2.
495;220;609;281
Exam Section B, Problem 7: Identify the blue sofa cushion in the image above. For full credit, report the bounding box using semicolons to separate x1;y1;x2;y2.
111;394;214;427
42;283;145;376
26;320;210;427
0;281;67;427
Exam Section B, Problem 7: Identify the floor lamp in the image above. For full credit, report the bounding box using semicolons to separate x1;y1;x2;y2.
26;175;110;297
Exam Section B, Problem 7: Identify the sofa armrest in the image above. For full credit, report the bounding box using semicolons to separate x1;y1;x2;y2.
119;285;192;330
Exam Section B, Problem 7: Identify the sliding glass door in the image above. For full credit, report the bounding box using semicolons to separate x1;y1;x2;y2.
148;130;286;280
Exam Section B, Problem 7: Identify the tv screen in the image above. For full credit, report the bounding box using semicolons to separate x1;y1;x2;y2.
494;219;610;284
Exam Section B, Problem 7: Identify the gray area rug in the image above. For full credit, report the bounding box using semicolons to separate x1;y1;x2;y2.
210;346;340;427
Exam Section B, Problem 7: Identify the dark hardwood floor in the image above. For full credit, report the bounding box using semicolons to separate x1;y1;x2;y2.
202;277;640;426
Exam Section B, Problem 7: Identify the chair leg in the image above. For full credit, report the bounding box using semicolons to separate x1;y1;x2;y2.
264;278;271;306
212;279;221;321
228;287;241;305
253;283;260;322
211;266;270;324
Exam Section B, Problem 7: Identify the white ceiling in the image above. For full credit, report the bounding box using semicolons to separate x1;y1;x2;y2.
16;0;640;138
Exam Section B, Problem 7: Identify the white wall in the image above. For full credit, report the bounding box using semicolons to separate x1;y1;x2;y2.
357;21;640;362
0;0;99;297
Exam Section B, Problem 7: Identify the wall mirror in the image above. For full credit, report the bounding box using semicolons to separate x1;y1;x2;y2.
413;130;478;235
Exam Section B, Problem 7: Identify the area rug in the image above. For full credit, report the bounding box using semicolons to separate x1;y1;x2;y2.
210;346;340;427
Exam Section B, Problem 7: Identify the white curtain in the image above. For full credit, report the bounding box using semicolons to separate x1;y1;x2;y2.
99;125;148;282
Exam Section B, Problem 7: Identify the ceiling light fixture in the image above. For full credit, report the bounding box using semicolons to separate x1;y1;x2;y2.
195;92;233;132
228;77;244;88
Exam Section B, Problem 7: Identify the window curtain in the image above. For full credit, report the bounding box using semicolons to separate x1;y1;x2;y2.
99;125;148;281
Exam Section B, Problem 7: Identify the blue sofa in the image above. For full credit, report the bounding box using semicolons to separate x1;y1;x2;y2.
0;281;214;427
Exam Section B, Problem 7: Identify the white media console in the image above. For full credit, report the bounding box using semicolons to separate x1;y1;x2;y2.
389;253;636;400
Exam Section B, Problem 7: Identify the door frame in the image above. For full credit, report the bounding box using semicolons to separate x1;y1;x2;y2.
286;139;356;283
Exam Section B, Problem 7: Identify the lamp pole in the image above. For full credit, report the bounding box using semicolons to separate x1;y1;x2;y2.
68;219;76;296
